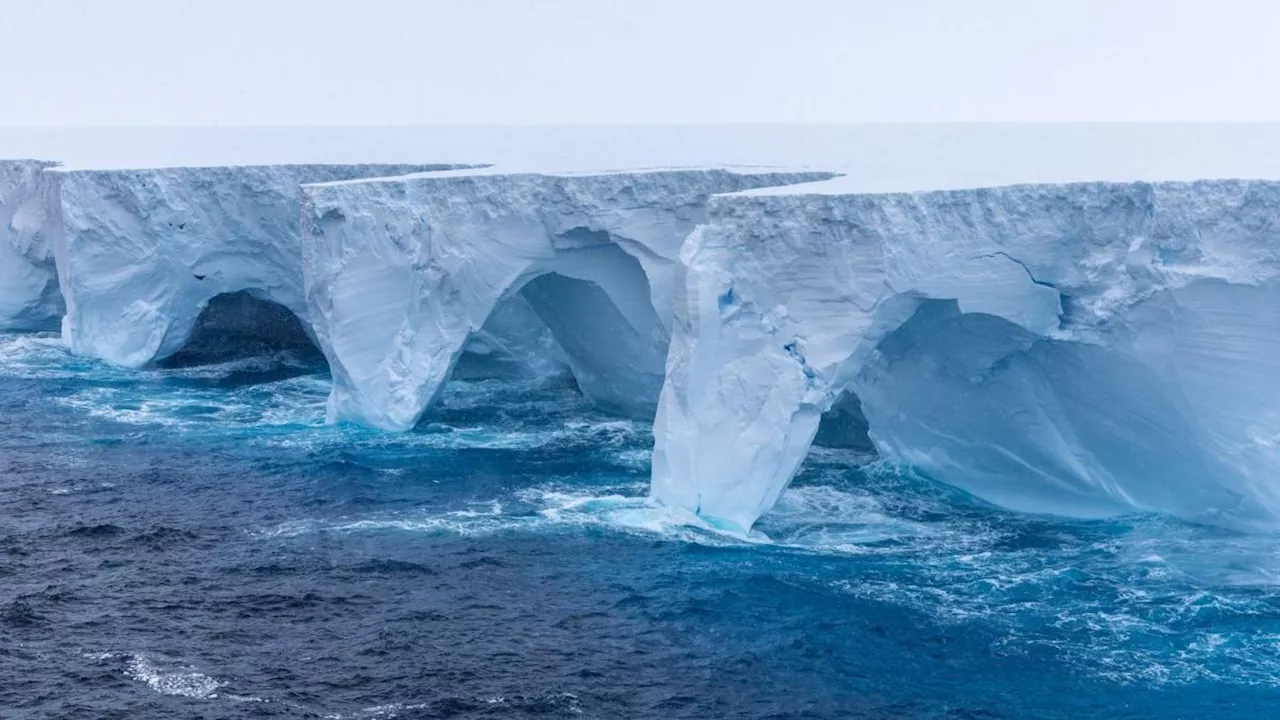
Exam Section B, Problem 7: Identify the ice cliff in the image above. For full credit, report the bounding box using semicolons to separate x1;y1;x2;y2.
0;160;60;330
300;168;836;430
651;179;1280;533
48;163;462;367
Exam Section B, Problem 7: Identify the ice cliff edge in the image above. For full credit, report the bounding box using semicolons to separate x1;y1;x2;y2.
0;160;60;330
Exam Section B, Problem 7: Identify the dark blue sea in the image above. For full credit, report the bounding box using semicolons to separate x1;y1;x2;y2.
2;331;1279;719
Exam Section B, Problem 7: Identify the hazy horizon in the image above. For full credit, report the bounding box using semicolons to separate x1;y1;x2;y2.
6;123;1280;193
6;1;1280;126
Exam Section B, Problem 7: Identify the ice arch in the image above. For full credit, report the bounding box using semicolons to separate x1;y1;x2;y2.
301;168;837;430
160;290;560;392
518;249;668;417
47;163;463;367
651;179;1280;533
854;297;1270;522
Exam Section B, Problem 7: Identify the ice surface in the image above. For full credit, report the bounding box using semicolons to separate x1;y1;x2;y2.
651;180;1280;532
6;124;1280;191
0;160;61;330
301;167;836;430
48;163;462;367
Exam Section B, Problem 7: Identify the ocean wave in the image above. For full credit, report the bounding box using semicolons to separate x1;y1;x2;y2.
257;479;972;555
122;653;226;699
254;475;1280;690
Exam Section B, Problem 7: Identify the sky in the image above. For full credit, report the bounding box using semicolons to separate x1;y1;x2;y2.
4;0;1280;126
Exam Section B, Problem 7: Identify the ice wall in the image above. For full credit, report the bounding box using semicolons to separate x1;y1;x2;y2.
48;163;462;367
301;168;837;430
0;160;60;330
651;180;1280;532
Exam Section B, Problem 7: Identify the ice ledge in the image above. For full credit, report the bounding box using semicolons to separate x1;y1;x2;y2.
651;178;1280;533
301;163;837;192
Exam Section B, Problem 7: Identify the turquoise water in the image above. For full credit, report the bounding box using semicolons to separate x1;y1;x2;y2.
2;332;1279;718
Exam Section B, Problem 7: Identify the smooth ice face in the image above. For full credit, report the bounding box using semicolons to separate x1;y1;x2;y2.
0;160;61;330
50;163;462;368
301;168;837;431
651;180;1280;533
454;294;568;382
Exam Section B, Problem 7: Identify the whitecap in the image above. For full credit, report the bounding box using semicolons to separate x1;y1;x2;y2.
260;480;952;555
322;702;430;720
124;654;225;699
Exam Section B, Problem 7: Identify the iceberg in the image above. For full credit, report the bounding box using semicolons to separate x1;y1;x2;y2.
651;179;1280;533
300;167;836;430
0;160;60;330
17;142;1280;535
48;163;463;368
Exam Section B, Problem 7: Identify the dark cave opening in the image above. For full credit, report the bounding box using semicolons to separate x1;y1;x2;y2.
813;390;874;452
159;291;324;370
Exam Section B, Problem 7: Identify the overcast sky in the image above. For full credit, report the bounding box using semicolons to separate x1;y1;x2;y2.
5;0;1280;126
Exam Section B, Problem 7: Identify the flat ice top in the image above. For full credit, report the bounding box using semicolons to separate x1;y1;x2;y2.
40;162;477;175
4;124;1280;192
302;163;825;188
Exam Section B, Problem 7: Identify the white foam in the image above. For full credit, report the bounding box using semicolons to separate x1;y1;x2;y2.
757;484;940;552
322;703;430;720
258;479;952;555
0;332;82;378
47;365;330;430
261;499;530;539
124;654;225;699
80;651;117;661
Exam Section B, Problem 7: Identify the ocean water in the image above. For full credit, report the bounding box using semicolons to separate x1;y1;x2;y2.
3;332;1280;719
